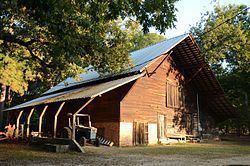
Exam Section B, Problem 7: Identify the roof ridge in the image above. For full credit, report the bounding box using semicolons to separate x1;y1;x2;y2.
43;33;190;95
130;33;189;54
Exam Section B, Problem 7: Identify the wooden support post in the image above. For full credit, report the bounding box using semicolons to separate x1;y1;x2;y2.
72;97;95;140
72;114;76;140
38;105;48;137
196;93;201;136
21;124;24;139
27;108;35;137
54;102;65;138
15;110;23;138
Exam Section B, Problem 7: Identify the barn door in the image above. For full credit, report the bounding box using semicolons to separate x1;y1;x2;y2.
133;122;148;145
192;113;199;136
186;113;192;135
158;114;167;139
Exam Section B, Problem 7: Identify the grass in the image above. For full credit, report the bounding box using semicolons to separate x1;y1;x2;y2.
0;143;77;161
116;141;250;159
0;139;250;163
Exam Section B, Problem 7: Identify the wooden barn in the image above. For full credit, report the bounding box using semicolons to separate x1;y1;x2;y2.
4;33;235;146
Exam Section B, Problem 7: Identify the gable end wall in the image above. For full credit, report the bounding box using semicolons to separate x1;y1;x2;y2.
120;54;190;146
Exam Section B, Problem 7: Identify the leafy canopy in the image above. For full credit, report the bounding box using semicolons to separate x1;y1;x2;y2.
190;4;250;133
125;20;166;52
190;5;249;74
0;0;178;94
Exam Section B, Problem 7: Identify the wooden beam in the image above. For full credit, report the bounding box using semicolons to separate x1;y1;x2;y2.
72;97;95;140
15;110;23;138
148;51;173;77
53;102;65;138
38;105;48;137
181;63;208;70
26;108;35;137
185;64;205;85
74;98;95;115
144;67;150;77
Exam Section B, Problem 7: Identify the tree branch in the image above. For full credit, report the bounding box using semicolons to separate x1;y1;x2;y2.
0;33;30;47
0;32;50;68
0;33;49;47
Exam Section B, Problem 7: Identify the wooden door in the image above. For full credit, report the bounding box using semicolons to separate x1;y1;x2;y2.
133;122;148;145
192;113;198;136
186;113;192;135
158;115;166;139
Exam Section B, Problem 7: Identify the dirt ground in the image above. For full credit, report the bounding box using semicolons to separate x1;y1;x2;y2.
0;139;250;166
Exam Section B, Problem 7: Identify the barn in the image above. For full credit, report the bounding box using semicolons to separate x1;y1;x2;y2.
3;33;235;146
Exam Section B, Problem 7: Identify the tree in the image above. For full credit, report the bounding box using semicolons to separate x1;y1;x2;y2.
0;0;178;127
0;0;178;86
190;5;249;73
190;4;250;134
125;21;166;52
0;43;36;127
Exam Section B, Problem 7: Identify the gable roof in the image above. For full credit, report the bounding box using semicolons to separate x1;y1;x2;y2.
170;35;236;121
43;33;189;96
5;33;236;121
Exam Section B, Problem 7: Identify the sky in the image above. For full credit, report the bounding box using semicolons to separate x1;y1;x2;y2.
158;0;250;38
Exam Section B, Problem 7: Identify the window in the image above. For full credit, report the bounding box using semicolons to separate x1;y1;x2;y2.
166;82;183;108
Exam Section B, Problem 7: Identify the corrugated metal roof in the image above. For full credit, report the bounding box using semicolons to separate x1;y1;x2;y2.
5;74;144;111
43;33;189;95
4;33;236;121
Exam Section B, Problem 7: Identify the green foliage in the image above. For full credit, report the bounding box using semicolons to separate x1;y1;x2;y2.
190;5;249;73
126;21;166;52
0;46;35;95
190;4;250;134
0;0;178;100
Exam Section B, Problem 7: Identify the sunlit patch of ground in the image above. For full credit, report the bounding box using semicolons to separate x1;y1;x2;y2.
0;139;250;165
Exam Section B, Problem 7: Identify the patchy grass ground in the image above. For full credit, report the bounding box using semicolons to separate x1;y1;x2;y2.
0;139;250;165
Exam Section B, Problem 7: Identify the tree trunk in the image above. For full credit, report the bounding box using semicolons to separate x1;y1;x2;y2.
245;93;248;112
6;86;11;107
0;84;7;129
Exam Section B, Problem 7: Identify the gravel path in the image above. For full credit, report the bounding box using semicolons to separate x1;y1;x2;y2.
5;153;249;166
1;144;250;166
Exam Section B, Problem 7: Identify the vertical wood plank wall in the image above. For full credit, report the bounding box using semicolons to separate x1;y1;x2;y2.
78;84;133;146
120;54;192;145
24;53;215;146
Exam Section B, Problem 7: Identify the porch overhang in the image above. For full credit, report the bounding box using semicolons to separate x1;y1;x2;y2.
4;73;144;112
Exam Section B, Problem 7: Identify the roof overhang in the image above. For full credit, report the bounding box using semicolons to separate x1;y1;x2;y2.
4;73;144;111
169;34;236;121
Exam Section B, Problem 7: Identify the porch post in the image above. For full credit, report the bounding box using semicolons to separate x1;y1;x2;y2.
72;97;95;140
196;93;201;136
72;114;76;140
38;105;48;137
15;110;23;138
27;108;35;137
53;102;65;138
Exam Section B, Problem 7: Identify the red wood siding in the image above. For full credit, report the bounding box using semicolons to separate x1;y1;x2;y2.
55;84;133;146
120;54;189;136
23;54;216;146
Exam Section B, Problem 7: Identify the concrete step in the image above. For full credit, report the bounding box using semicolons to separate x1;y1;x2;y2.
44;143;70;153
